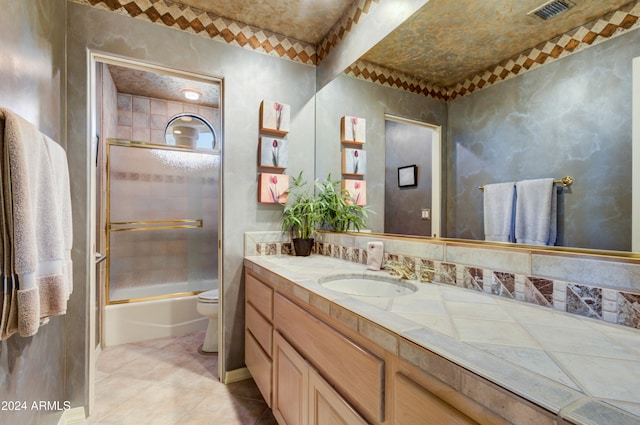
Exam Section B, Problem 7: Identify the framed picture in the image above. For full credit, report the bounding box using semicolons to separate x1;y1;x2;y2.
259;137;288;170
340;116;366;143
342;179;367;206
260;100;290;134
341;148;366;176
398;165;417;187
258;173;289;204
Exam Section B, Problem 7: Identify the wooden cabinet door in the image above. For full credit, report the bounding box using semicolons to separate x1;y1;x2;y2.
273;331;308;425
395;373;481;425
245;330;272;407
309;368;368;425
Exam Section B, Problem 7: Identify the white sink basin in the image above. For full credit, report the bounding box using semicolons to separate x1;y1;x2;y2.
319;275;417;297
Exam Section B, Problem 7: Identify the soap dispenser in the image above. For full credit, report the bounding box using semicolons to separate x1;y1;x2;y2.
366;241;384;271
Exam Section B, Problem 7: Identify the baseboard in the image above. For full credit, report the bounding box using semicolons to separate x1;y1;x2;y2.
224;367;252;384
57;407;86;424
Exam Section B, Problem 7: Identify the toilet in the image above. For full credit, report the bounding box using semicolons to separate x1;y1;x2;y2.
196;289;219;353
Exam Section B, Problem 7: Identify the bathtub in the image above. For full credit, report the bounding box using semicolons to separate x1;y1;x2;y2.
103;294;208;346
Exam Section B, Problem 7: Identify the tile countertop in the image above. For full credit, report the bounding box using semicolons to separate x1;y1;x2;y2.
244;255;640;425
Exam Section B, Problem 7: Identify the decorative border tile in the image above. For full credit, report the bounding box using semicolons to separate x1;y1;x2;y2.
79;0;640;102
316;0;382;62
72;0;318;65
250;237;640;332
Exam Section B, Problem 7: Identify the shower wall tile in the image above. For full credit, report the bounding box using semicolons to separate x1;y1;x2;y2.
167;101;184;117
150;99;167;116
133;111;149;128
117;109;132;127
110;90;221;145
117;126;132;139
132;127;150;142
132;96;150;113
118;93;132;111
150;114;166;130
151;130;165;144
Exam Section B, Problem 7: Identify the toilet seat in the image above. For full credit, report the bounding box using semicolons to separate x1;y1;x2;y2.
198;289;219;303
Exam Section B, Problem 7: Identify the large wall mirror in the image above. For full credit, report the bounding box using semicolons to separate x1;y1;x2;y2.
314;0;639;253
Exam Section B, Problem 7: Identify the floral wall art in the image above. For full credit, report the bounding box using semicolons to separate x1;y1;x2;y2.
342;179;367;206
260;100;290;134
258;173;289;204
259;137;288;169
342;148;366;176
340;115;366;143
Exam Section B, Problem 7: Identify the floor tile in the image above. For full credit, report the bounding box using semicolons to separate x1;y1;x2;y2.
84;331;271;425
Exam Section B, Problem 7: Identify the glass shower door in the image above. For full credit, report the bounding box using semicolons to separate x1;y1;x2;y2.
106;140;219;304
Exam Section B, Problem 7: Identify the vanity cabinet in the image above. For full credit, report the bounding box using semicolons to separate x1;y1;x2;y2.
245;273;274;406
273;330;368;425
272;331;308;425
245;267;519;425
273;293;384;423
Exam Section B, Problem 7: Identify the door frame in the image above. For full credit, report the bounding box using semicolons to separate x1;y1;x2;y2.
87;51;225;413
384;114;442;238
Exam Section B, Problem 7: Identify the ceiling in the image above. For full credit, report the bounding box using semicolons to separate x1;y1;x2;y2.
107;0;634;99
362;0;632;87
107;64;220;107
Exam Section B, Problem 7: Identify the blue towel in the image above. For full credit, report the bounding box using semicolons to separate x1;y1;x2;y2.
483;182;516;242
515;178;557;245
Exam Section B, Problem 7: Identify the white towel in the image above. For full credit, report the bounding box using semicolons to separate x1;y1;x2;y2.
366;241;384;271
483;182;515;242
1;108;73;338
515;178;557;246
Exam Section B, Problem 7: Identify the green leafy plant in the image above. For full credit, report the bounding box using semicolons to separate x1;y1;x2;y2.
281;171;323;239
316;174;371;232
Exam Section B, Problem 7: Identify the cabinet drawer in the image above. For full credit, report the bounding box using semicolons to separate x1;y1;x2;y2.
245;330;272;407
274;293;384;423
246;302;273;354
395;373;480;425
246;273;273;319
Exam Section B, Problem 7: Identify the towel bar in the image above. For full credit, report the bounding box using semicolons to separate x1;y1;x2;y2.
107;218;203;232
479;176;573;191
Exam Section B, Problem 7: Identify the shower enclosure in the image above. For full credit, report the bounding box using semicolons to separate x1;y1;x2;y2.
106;137;219;304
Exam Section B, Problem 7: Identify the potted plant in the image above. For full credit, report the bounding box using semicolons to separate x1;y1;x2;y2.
281;171;322;256
317;174;370;232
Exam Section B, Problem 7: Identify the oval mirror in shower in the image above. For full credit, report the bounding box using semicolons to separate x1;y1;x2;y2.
164;113;217;150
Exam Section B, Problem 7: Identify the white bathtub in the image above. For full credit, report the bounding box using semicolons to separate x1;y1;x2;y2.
104;295;208;346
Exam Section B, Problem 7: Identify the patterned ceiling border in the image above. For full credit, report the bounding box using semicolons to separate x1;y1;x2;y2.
344;60;449;101
70;0;318;65
72;0;640;102
346;1;640;102
316;0;382;62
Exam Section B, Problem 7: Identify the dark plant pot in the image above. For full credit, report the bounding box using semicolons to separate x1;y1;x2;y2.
293;238;314;256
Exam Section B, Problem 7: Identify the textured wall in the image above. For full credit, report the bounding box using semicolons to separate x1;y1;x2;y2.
448;27;640;251
66;2;316;374
384;120;433;236
0;1;68;424
315;74;447;233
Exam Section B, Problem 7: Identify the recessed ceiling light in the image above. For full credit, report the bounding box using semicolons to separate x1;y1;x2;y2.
182;89;201;101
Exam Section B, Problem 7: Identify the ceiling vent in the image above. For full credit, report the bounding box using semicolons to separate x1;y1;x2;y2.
528;0;575;20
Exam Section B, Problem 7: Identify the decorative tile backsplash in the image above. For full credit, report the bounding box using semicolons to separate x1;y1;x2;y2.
244;231;640;332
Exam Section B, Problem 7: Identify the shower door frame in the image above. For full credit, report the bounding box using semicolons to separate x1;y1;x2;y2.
105;139;218;305
88;52;225;415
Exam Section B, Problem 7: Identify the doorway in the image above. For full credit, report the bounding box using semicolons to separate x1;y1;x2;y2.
89;53;224;411
384;115;441;237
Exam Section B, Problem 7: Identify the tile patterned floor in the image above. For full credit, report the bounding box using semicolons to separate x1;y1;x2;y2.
82;331;276;425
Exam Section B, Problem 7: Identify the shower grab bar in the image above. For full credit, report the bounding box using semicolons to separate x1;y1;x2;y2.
107;219;203;232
